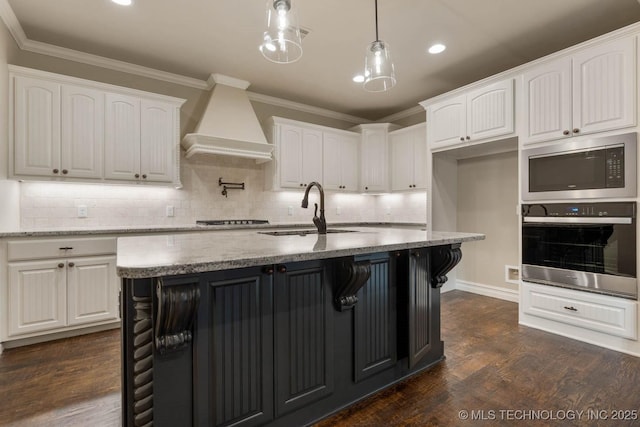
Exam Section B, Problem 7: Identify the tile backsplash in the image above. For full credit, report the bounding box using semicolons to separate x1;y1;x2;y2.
19;154;426;229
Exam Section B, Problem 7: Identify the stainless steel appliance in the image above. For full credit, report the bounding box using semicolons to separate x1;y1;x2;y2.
522;202;637;299
521;132;636;201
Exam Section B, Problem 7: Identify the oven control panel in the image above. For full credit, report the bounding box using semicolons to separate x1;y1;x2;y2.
522;202;636;218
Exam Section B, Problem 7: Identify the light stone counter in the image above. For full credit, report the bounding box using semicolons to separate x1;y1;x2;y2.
0;222;425;238
116;226;484;278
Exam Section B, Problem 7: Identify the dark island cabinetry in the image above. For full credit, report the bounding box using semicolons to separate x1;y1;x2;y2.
121;244;463;427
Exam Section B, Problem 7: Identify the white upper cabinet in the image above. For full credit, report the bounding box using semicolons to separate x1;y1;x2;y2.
10;66;184;186
13;76;61;177
521;36;636;145
61;85;104;179
357;124;394;193
104;93;141;181
390;123;427;191
105;95;178;183
322;131;359;192
427;79;514;152
265;119;323;190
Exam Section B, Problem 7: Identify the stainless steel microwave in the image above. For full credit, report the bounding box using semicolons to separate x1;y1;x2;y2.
521;132;637;201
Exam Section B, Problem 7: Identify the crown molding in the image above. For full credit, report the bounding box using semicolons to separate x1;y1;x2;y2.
377;105;424;123
0;0;26;48
247;91;372;125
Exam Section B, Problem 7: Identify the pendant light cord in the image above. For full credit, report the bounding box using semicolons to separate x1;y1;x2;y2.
374;0;379;42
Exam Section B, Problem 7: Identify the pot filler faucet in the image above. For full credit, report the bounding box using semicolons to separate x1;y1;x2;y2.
301;181;327;234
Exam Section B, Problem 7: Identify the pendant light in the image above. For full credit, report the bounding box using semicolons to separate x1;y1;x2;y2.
259;0;303;64
363;0;396;92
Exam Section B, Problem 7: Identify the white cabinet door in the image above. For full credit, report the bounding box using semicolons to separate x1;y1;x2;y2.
340;134;359;191
360;128;389;192
522;57;572;145
13;76;61;177
67;256;119;326
390;124;427;191
390;133;413;191
323;132;359;191
572;37;636;136
412;127;427;189
427;94;466;150
322;132;343;190
466;79;514;142
61;85;104;179
278;124;304;188
104;93;141;181
8;260;67;336
301;128;323;186
141;100;176;183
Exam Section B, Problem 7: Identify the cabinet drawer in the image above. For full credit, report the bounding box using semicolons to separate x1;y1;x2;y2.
8;237;117;261
521;282;637;339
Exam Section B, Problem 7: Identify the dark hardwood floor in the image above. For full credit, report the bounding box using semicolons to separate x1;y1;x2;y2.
2;291;640;426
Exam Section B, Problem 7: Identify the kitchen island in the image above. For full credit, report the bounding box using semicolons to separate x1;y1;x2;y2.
117;226;484;427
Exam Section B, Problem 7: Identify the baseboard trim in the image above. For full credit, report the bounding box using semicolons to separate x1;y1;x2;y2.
1;321;120;350
455;279;519;303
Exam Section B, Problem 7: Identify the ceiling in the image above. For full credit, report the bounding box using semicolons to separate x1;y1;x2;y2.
6;0;640;121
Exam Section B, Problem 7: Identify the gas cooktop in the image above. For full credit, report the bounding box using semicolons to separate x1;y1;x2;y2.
196;219;270;226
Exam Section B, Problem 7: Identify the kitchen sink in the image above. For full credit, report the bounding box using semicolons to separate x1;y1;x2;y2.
258;229;358;236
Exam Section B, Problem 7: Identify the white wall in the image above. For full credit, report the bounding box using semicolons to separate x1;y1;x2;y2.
0;19;20;231
456;151;519;292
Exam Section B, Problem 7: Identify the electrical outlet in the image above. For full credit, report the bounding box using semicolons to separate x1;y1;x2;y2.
77;205;88;218
288;206;293;216
166;205;175;217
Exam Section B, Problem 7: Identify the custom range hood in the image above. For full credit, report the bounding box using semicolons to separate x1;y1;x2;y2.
182;74;273;163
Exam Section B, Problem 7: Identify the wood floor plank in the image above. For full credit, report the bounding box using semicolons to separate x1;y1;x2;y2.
1;291;640;426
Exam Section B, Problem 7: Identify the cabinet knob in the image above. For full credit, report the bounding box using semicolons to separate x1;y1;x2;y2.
262;266;274;275
365;186;369;190
58;263;65;268
465;136;471;140
459;137;465;142
62;169;68;175
277;265;287;273
68;262;75;268
53;169;59;174
573;128;580;134
134;174;140;178
563;130;570;136
300;183;304;187
142;174;147;179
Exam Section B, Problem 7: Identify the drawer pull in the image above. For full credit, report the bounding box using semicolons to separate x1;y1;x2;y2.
564;306;578;312
59;247;74;251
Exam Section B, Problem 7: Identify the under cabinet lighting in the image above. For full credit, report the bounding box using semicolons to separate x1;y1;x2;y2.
112;0;132;5
352;74;365;83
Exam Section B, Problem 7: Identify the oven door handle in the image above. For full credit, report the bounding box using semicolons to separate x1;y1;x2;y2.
523;217;632;224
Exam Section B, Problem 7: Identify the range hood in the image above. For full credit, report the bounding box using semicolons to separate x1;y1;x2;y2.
182;74;273;163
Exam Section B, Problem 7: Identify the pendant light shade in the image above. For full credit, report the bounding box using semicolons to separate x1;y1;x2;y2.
259;0;303;64
363;0;396;92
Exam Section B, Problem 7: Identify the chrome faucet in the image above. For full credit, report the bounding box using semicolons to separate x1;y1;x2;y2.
301;181;327;234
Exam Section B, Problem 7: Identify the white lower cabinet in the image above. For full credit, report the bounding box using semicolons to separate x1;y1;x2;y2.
521;281;637;340
5;237;119;339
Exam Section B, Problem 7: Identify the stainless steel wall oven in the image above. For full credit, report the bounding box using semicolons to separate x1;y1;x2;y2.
522;202;637;299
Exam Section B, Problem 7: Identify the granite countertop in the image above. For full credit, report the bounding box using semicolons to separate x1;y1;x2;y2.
116;226;485;279
0;222;426;238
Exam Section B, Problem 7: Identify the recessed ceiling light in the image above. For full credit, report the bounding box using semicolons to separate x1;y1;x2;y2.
428;43;446;54
112;0;132;5
353;74;365;83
